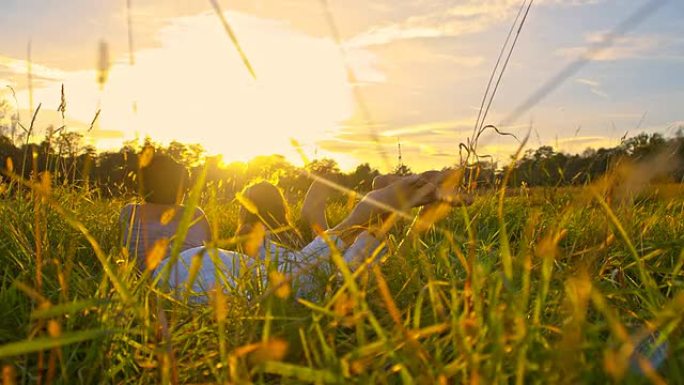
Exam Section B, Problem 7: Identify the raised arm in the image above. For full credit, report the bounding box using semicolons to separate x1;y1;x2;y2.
301;177;335;235
327;173;437;245
329;169;474;245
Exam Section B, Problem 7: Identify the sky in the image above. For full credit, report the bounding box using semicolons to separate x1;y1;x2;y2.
0;0;683;171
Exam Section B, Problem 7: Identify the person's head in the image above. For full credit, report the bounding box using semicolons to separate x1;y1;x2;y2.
236;181;291;236
140;152;189;205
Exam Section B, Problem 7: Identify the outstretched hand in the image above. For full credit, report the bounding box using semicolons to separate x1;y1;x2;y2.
421;169;475;207
365;169;473;212
329;168;474;245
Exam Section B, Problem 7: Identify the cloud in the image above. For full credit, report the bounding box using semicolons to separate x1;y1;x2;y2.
329;118;474;147
574;78;599;88
346;1;519;48
557;135;609;145
317;135;464;171
575;78;608;99
346;0;606;48
345;49;388;84
544;0;602;4
555;135;615;152
0;55;66;90
316;118;480;170
90;128;125;140
381;119;472;137
556;33;677;61
602;112;646;120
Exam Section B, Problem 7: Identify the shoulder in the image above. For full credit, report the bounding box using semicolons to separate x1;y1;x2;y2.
119;203;138;221
174;205;206;219
193;206;208;219
190;207;210;231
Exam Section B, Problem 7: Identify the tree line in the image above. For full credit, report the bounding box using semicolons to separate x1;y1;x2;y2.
0;129;682;200
504;130;684;187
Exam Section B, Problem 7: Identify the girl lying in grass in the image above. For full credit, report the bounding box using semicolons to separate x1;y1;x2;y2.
119;154;211;271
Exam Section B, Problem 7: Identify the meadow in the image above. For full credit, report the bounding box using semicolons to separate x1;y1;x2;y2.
1;172;683;384
1;0;682;383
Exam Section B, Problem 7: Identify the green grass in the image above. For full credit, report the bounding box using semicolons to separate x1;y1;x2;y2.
1;182;683;384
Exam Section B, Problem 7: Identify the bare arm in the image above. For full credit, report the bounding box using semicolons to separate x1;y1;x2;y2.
301;178;335;234
329;173;438;245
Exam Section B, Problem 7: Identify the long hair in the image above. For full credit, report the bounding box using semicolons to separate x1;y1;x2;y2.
236;181;301;248
140;152;189;204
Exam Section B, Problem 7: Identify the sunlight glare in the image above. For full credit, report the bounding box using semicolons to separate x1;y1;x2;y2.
22;11;356;164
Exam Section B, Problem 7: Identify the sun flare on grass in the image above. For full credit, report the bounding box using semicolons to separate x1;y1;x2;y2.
16;11;357;165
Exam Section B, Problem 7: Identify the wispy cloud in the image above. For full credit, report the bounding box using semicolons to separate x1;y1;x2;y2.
545;0;603;4
575;77;608;98
346;1;519;48
556;33;674;61
555;135;614;152
317;118;479;170
557;135;609;145
346;0;605;48
381;119;472;137
0;55;66;89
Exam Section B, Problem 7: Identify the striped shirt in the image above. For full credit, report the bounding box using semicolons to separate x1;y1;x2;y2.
120;203;210;270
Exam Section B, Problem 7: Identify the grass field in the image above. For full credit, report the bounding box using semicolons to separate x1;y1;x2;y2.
1;180;683;384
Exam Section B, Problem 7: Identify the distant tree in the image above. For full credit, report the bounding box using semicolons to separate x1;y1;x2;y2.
121;138;141;154
466;161;497;188
676;127;684;139
306;158;340;176
620;132;666;160
347;163;379;191
0;97;18;143
0;134;18;182
165;141;188;164
246;155;295;181
56;131;84;158
164;141;205;167
533;145;555;161
393;164;412;176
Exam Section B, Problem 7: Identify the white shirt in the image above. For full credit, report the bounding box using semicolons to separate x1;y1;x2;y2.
152;231;386;303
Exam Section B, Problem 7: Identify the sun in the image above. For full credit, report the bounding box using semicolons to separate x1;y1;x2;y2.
21;11;357;166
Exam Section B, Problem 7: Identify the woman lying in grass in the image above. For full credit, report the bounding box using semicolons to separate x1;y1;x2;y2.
119;153;211;271
154;170;471;303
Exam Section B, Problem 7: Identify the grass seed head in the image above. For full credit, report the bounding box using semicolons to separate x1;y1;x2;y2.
248;339;288;365
97;40;110;90
145;238;169;271
269;271;291;299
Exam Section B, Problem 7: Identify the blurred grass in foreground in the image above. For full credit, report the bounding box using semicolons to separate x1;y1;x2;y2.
0;179;683;384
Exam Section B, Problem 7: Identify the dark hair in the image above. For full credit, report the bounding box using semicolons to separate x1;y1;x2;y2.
140;153;189;204
237;181;290;234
